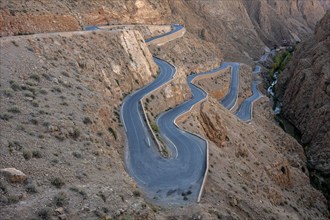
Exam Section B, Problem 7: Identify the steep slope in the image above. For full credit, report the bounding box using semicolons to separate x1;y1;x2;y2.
243;0;326;46
276;10;330;202
1;1;329;219
0;29;161;219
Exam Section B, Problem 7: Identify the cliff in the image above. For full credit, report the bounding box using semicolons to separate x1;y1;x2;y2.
276;10;330;201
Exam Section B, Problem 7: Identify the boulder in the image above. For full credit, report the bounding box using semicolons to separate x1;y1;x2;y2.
0;168;27;183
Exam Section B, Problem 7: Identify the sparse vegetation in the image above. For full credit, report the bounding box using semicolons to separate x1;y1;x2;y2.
83;116;92;124
98;191;106;202
8;106;21;113
108;127;117;140
72;151;82;158
69;186;88;199
53;191;68;207
269;50;292;80
133;190;141;197
71;128;80;140
38;208;52;220
26;183;38;194
0;113;13;121
29;74;41;82
51;177;65;189
23;150;32;160
151;122;159;133
0;180;7;193
9;81;21;91
32;150;42;158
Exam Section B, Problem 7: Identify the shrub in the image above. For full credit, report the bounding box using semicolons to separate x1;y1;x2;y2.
38;208;52;220
23;150;32;160
29;74;41;82
98;191;106;202
10;81;21;91
108;127;117;140
83;117;92;124
51;177;65;189
39;89;48;95
72;152;82;158
30;118;38;125
69;186;87;200
133;190;141;197
2;89;13;97
26;183;38;194
8;106;20;113
71;128;80;140
32;150;42;158
97;131;103;137
6;195;20;204
61;72;70;77
53;192;68;207
0;113;13;121
151;122;159;133
0;180;7;193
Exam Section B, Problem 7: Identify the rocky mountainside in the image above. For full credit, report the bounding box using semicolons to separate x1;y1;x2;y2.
1;1;330;219
276;10;330;202
0;0;328;62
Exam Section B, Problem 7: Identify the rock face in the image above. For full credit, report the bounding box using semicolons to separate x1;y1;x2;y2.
276;10;330;200
0;168;27;183
243;0;326;45
198;102;227;148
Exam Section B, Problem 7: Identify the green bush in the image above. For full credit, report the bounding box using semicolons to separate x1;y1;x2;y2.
151;122;159;133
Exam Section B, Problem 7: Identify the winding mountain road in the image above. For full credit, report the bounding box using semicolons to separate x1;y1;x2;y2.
84;23;263;204
121;26;234;204
234;66;262;122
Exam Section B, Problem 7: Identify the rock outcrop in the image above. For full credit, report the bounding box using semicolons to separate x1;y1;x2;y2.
0;168;27;183
198;102;227;148
276;10;330;201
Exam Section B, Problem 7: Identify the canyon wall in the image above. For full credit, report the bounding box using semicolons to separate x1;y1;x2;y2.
1;0;327;62
276;10;330;201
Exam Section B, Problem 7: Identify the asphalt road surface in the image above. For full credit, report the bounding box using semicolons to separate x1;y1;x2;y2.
220;62;240;110
235;66;262;122
145;24;183;43
121;46;231;204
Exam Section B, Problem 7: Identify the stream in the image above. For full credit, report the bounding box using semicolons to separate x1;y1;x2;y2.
267;71;282;114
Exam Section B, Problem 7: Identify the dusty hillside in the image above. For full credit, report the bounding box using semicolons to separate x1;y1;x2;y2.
0;29;164;219
174;94;329;219
1;1;329;219
276;10;330;202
